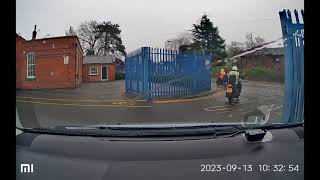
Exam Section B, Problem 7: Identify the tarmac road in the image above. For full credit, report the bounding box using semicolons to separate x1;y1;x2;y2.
16;80;284;128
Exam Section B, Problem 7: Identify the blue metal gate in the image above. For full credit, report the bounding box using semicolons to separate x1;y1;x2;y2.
279;9;304;123
125;47;212;99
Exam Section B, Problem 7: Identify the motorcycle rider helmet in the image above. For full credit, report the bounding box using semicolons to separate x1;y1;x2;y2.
232;66;238;71
220;69;224;72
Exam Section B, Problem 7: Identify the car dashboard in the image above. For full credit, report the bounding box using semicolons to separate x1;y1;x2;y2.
16;125;304;180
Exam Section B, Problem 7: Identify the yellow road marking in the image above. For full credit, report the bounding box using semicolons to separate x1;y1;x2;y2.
16;96;147;102
125;105;152;108
16;100;151;108
153;95;213;104
16;89;236;105
112;101;136;105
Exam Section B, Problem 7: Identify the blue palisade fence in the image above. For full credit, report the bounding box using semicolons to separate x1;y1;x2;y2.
125;47;212;99
279;9;304;123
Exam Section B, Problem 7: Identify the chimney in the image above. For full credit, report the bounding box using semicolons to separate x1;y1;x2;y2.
32;25;37;40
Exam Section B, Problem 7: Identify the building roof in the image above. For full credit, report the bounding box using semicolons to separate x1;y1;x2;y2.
83;55;115;64
252;47;284;56
18;34;79;42
239;47;284;58
230;47;284;61
16;34;84;55
16;33;26;41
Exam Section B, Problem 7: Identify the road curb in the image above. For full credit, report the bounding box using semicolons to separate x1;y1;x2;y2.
178;89;217;100
151;89;221;104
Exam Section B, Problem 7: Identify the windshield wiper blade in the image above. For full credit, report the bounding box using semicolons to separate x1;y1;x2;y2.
98;123;245;137
256;122;304;130
86;122;247;129
17;122;303;138
17;123;247;138
17;126;105;136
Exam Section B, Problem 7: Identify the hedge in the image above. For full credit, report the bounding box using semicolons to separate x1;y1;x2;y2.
243;67;284;83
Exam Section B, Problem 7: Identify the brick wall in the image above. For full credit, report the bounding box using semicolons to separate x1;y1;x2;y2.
83;63;115;82
16;36;25;89
16;36;83;89
83;64;102;82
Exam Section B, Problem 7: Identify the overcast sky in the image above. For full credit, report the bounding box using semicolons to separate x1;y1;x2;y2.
16;0;303;52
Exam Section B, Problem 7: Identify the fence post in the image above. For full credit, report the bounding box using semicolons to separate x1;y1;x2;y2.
142;47;150;99
125;55;128;93
192;51;197;92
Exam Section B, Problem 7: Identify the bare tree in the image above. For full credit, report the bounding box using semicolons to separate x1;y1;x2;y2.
67;20;126;56
65;26;76;36
165;32;193;50
226;41;245;57
244;33;265;50
76;20;101;55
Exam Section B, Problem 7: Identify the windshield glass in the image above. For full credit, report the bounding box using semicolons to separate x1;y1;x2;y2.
16;0;304;132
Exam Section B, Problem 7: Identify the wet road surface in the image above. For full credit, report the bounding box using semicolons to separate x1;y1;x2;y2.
16;80;284;128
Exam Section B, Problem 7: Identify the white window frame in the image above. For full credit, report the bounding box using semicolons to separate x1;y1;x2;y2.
27;52;36;79
64;56;69;64
89;67;98;76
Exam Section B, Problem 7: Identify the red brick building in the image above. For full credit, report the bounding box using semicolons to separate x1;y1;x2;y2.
16;26;83;89
82;55;116;82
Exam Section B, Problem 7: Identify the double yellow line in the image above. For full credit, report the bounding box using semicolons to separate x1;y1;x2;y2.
16;89;223;107
16;96;151;108
16;96;147;102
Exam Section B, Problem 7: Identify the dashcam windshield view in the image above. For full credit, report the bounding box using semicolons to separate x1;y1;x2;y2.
16;0;304;180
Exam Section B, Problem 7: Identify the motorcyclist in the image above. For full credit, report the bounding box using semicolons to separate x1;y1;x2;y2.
217;68;226;87
227;66;242;95
220;69;226;80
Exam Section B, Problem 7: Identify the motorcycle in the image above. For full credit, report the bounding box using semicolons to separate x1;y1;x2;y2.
225;75;240;104
216;77;226;87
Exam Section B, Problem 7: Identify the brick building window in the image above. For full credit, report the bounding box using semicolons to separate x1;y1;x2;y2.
27;52;36;79
89;67;98;75
64;56;69;64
